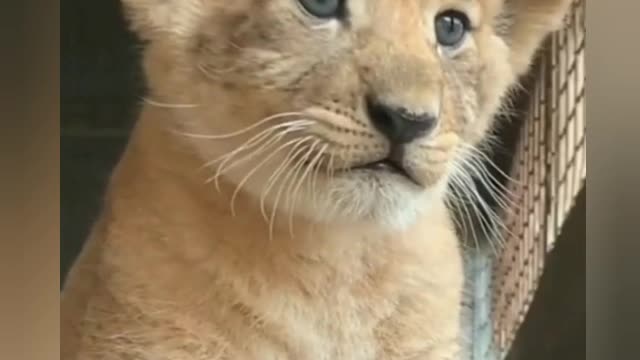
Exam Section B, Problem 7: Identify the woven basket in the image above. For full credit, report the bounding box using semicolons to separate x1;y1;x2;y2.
490;0;586;356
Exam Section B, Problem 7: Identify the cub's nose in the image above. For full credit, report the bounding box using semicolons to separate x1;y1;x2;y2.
366;97;438;145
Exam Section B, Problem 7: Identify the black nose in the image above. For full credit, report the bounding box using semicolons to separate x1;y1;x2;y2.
366;97;437;145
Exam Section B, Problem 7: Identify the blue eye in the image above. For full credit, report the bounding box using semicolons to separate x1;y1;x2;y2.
298;0;344;19
435;10;470;48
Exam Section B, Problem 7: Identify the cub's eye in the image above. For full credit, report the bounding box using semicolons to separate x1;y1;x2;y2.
298;0;344;19
434;10;470;48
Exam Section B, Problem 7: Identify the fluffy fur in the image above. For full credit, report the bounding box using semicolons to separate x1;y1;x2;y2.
61;0;572;359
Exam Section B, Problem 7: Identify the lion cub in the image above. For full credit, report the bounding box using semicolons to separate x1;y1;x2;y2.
62;0;572;359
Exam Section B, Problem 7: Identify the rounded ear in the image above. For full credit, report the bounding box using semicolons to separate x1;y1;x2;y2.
120;0;167;40
120;0;201;41
498;0;574;75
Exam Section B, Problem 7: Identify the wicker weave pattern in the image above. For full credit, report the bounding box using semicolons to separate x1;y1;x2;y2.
491;0;586;356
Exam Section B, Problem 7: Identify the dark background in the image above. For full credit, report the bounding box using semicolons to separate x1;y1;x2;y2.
61;0;143;277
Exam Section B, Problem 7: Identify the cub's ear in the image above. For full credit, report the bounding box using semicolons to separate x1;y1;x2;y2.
120;0;201;41
120;0;170;40
497;0;574;76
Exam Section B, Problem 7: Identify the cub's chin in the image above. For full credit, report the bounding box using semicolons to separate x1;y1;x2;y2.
216;152;447;232
289;165;448;231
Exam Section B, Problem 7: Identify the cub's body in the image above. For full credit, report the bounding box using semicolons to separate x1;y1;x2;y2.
62;0;572;358
62;114;463;359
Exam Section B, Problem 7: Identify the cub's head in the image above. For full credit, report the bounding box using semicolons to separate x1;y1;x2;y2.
123;0;572;230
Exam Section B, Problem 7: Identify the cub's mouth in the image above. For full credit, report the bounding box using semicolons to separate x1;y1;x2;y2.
300;151;423;188
350;158;422;187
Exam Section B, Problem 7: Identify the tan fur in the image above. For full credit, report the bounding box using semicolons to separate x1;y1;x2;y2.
61;1;572;359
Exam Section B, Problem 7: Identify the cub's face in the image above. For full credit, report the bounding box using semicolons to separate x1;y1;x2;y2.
124;0;571;229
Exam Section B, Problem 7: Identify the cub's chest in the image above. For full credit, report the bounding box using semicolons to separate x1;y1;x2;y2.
95;219;462;359
84;257;461;360
213;277;457;360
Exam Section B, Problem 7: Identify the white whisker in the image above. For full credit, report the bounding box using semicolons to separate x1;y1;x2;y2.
269;141;314;240
202;120;311;170
457;154;517;243
462;147;520;201
453;173;502;255
288;141;324;237
460;142;522;186
230;137;305;216
309;150;326;211
198;63;239;78
208;121;312;190
284;143;315;239
143;98;200;109
443;194;466;240
459;154;520;212
260;140;308;223
177;112;307;140
448;175;481;252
